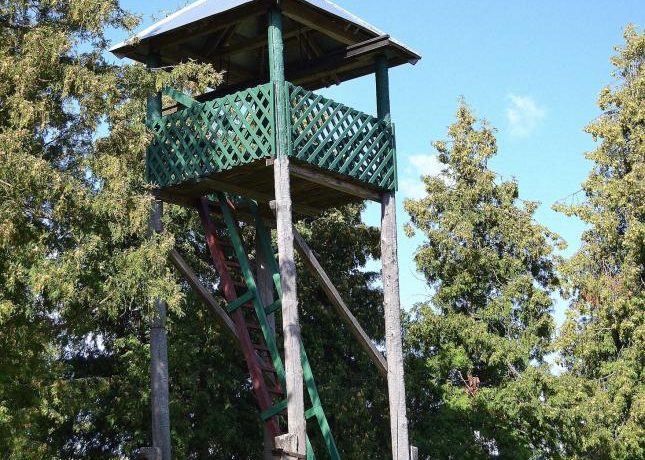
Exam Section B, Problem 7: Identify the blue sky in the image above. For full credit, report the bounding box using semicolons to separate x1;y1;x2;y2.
112;0;643;325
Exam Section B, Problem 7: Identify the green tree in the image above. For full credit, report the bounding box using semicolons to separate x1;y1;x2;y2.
404;104;565;458
0;0;220;457
553;25;645;459
0;1;390;458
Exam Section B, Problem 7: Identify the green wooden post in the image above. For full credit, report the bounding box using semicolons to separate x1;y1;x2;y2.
146;54;172;460
146;58;162;124
375;56;391;124
375;54;410;460
268;7;306;456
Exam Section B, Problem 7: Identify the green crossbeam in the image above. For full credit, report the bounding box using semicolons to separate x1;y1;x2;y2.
226;290;255;313
265;299;282;315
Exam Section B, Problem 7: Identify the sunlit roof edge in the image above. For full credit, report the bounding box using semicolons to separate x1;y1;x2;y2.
110;0;420;61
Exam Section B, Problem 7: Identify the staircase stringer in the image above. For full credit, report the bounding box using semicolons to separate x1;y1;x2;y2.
196;197;282;440
247;200;341;460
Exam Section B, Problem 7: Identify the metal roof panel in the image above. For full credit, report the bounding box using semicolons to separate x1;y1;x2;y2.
110;0;419;59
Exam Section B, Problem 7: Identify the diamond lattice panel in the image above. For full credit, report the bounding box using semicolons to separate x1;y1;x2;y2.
287;83;397;190
147;83;275;187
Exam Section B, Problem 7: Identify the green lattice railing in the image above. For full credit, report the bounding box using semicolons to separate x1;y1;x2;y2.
287;83;396;190
147;82;397;191
147;83;275;187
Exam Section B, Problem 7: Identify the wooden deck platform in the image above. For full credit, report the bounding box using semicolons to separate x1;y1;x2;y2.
156;158;382;218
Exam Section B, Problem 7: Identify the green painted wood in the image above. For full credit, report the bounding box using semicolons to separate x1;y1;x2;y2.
216;194;286;383
146;55;162;185
375;55;398;189
305;405;320;420
286;82;397;190
375;55;391;123
268;7;289;162
261;399;288;421
217;197;340;459
300;344;340;460
162;87;198;108
265;299;282;315
147;83;275;186
146;82;397;191
226;290;255;313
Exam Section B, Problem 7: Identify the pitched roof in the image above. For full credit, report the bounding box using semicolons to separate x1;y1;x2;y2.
110;0;420;91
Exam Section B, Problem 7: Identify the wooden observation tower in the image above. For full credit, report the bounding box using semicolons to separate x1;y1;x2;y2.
111;1;420;459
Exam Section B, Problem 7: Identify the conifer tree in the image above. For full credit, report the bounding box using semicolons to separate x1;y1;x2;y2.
553;25;644;459
0;1;221;456
404;104;564;458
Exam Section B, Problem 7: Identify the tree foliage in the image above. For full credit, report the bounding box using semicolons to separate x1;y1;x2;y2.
0;1;389;458
403;104;564;458
553;25;645;459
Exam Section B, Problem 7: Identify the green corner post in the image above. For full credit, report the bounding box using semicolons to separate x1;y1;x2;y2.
267;5;307;456
146;53;172;460
375;54;411;460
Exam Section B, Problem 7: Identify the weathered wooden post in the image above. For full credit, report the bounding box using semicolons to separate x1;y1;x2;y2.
114;2;420;458
268;6;306;454
146;54;172;460
376;54;411;460
147;54;171;460
257;235;277;460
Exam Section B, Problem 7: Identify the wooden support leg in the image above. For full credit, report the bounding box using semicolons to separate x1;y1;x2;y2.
375;51;410;459
381;191;410;460
149;201;172;460
258;236;278;460
269;5;306;453
273;154;306;453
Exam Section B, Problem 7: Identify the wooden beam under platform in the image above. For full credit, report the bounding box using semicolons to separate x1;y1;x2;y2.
266;159;382;202
200;177;321;217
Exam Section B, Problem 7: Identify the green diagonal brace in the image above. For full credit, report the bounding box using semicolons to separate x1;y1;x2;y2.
162;87;198;108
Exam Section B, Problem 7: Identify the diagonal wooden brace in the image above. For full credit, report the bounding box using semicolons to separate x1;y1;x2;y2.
292;228;388;378
168;248;238;339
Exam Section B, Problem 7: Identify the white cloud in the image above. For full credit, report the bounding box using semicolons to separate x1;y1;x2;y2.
506;94;545;138
400;178;428;200
400;154;444;200
408;154;444;177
